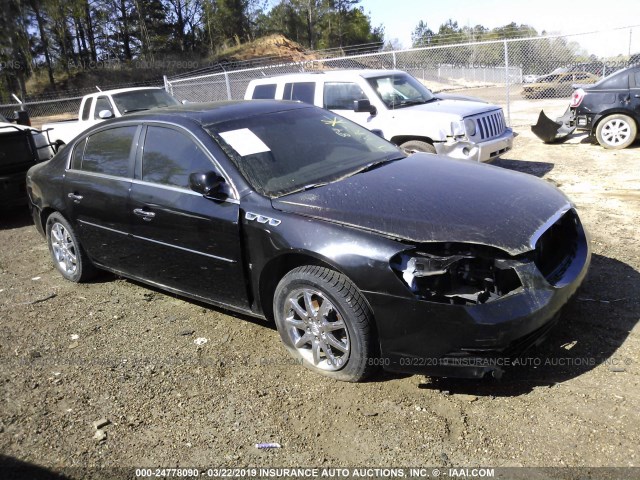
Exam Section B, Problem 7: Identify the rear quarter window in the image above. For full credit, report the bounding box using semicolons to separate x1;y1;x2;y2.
597;72;629;89
252;84;277;99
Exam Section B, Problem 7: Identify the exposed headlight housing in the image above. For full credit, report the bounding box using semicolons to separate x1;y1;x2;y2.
450;120;466;137
391;244;523;305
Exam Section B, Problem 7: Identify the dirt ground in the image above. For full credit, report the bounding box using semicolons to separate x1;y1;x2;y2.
1;100;639;478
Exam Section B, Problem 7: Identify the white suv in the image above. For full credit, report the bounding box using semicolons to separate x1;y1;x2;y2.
245;69;513;162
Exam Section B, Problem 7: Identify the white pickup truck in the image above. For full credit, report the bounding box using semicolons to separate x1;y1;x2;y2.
245;70;513;162
43;87;179;147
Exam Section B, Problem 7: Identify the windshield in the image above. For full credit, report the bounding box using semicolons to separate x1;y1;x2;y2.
112;89;179;114
206;107;404;198
366;73;435;109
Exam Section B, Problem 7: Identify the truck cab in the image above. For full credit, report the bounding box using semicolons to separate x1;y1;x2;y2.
245;69;513;162
43;87;179;148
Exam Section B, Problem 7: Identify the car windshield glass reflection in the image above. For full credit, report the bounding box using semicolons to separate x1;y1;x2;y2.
206;108;404;198
366;73;435;109
112;90;180;114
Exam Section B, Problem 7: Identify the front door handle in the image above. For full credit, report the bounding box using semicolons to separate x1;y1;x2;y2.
133;208;156;221
635;94;640;98
67;192;83;203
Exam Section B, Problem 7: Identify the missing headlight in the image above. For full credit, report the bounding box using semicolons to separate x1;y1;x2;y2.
391;244;523;305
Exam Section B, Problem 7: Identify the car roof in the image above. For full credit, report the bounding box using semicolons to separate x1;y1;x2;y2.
90;86;165;96
248;69;406;84
100;100;313;127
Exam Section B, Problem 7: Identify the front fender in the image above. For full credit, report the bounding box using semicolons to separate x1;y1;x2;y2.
241;208;413;315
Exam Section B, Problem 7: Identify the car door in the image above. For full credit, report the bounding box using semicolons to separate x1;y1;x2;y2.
128;123;248;308
63;124;140;270
632;70;640;119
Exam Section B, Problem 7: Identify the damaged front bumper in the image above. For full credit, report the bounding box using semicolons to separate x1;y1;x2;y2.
531;108;576;143
435;128;513;162
364;210;591;379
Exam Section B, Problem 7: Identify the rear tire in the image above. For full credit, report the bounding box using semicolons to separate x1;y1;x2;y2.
46;212;96;282
595;114;637;149
399;140;437;155
273;266;379;382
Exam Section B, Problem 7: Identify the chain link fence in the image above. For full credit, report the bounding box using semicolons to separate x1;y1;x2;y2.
2;27;638;124
166;27;640;126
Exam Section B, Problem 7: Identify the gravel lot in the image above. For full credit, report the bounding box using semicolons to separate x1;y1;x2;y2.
1;101;639;478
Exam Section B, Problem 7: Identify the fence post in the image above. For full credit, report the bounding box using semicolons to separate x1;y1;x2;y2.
392;51;396;69
224;71;232;100
163;75;169;92
504;39;511;126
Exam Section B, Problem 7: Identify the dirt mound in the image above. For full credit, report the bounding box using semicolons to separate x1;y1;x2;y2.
218;34;316;64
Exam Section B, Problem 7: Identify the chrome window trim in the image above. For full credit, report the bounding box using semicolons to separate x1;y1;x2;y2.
64;119;240;201
130;178;240;205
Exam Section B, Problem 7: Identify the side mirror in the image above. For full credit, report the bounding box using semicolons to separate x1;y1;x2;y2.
181;99;189;105
98;110;114;119
189;171;224;196
354;99;376;115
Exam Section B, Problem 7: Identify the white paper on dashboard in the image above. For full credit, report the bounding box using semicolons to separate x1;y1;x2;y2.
219;128;271;156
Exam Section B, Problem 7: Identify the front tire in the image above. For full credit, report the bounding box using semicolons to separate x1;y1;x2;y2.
46;212;96;282
273;266;379;382
399;140;437;155
595;114;637;149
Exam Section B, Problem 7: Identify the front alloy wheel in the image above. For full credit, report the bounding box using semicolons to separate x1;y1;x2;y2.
284;288;350;371
273;265;379;382
596;114;637;149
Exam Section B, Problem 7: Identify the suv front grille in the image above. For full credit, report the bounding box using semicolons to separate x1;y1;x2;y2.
471;111;506;140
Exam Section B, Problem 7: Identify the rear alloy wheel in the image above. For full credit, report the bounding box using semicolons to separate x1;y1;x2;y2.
46;212;96;282
399;140;436;155
273;266;378;382
595;114;637;149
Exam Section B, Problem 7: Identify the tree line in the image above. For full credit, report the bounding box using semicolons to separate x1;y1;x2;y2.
0;0;383;100
411;19;592;75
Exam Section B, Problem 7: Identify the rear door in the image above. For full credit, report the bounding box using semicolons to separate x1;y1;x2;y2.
128;123;248;308
63;124;140;270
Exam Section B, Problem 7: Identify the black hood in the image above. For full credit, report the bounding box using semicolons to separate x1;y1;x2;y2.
272;155;571;256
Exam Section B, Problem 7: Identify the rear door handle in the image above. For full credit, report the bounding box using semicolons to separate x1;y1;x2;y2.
67;193;83;203
133;208;156;221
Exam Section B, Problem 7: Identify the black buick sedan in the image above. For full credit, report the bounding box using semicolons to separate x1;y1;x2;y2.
27;101;590;381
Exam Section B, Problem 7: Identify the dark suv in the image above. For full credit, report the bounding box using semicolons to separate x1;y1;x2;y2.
569;66;640;149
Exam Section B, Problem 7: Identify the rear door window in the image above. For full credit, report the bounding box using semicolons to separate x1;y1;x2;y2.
283;82;315;104
81;99;92;121
252;84;277;99
80;126;137;177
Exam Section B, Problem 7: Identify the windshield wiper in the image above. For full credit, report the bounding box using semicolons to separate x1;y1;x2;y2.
344;155;405;178
281;181;330;196
123;107;151;114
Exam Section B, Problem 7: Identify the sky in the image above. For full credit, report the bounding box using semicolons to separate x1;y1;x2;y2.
361;0;640;57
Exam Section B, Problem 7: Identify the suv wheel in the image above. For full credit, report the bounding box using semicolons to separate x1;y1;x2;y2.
595;114;637;149
400;140;436;154
273;266;379;382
